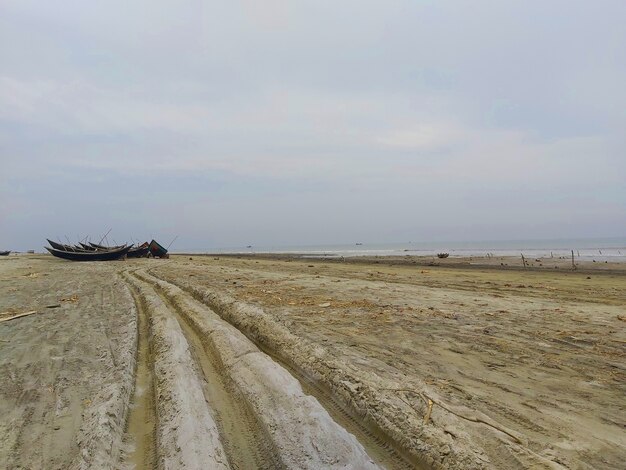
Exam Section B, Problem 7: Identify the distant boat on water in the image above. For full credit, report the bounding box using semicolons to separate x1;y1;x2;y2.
355;243;363;246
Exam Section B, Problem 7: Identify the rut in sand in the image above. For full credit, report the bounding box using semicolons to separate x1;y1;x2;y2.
123;272;231;468
122;278;157;469
145;268;435;470
147;277;282;470
121;268;386;469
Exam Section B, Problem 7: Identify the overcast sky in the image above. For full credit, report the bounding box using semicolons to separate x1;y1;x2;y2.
1;0;625;250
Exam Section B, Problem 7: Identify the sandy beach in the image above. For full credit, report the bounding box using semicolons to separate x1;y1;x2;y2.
1;253;624;469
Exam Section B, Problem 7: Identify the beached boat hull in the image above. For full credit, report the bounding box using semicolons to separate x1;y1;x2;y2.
0;251;10;256
89;242;127;251
47;239;78;251
127;246;150;258
79;242;97;251
46;245;131;261
149;239;168;258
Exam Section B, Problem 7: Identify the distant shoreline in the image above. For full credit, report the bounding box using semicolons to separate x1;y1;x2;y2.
170;237;626;261
171;253;626;273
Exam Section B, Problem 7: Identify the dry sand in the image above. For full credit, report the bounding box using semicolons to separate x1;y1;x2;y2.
1;253;624;469
0;255;136;469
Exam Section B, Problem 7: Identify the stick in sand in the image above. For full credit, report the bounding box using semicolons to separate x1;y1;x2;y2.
0;310;39;323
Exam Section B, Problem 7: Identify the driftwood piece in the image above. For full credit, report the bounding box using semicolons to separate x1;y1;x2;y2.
0;310;39;323
423;399;434;424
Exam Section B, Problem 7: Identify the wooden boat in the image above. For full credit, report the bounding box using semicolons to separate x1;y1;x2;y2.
437;253;450;259
127;245;150;258
89;242;127;251
79;242;97;251
47;239;78;251
45;245;131;261
0;251;10;256
148;239;169;258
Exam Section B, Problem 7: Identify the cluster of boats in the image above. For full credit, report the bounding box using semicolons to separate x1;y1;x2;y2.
45;239;168;261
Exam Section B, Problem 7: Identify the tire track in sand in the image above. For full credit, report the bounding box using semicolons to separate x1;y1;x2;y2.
145;268;431;470
134;274;284;470
133;270;396;469
122;272;231;469
124;271;285;469
123;280;157;470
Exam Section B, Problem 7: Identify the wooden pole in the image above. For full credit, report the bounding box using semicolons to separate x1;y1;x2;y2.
98;228;112;246
521;253;527;268
166;235;179;250
571;250;576;270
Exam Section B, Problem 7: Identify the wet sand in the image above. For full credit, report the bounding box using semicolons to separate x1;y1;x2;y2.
1;253;624;469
